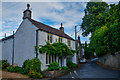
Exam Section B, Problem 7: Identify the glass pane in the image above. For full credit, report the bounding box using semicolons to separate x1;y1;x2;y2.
48;34;49;42
49;55;51;64
61;38;62;43
50;35;52;43
46;53;48;64
59;38;60;43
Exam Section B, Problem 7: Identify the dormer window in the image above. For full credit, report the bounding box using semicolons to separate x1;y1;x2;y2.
59;37;62;43
48;34;52;43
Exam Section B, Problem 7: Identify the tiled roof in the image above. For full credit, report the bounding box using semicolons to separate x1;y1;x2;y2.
29;19;75;40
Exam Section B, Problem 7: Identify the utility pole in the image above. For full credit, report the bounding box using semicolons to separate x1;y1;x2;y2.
75;25;78;63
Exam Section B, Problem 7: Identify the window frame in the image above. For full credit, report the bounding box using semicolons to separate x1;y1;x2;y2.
59;37;63;43
67;39;71;47
47;33;53;44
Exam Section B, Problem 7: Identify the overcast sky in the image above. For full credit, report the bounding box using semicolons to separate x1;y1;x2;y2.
0;0;119;43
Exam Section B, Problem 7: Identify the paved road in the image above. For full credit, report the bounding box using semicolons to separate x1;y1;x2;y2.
54;58;120;80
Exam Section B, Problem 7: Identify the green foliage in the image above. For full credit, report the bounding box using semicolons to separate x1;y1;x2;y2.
84;42;94;59
91;22;120;57
61;66;69;70
47;66;60;71
49;62;59;67
81;1;109;36
22;58;41;74
104;58;106;64
29;70;43;79
0;60;1;69
7;66;23;73
39;43;75;58
34;46;39;58
67;60;77;68
82;1;120;57
47;62;60;71
0;60;10;69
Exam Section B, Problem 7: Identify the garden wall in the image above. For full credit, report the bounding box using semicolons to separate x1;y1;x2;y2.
99;51;120;69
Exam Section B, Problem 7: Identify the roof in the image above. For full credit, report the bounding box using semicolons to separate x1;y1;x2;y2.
29;19;74;40
1;35;13;41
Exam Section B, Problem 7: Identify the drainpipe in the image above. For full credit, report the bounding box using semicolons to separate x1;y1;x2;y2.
12;31;14;65
36;30;38;58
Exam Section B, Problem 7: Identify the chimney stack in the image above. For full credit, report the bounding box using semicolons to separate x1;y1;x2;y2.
59;23;64;32
23;3;32;19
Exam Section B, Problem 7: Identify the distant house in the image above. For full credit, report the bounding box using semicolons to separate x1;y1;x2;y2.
0;4;79;71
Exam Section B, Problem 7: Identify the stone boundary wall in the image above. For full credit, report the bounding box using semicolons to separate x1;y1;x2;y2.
99;51;120;69
42;69;70;78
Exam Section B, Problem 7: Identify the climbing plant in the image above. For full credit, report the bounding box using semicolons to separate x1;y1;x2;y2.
39;42;76;58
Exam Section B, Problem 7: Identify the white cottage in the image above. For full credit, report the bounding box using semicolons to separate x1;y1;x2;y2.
1;4;77;71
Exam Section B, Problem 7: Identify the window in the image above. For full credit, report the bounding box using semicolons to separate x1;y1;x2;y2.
68;39;71;47
59;37;62;43
48;34;52;43
46;53;48;64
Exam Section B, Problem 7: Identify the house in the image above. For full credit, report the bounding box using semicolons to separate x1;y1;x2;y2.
0;4;78;71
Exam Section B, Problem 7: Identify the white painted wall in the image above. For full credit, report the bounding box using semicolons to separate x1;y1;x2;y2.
2;38;13;64
14;18;38;67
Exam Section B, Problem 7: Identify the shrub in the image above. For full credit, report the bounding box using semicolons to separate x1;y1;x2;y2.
0;60;2;69
67;60;73;67
47;62;60;71
67;60;77;68
29;70;43;79
61;66;69;70
47;66;60;71
7;66;23;73
49;62;59;67
1;60;10;69
7;66;15;72
22;58;41;74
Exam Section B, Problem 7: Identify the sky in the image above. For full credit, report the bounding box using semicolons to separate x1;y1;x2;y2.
0;0;119;43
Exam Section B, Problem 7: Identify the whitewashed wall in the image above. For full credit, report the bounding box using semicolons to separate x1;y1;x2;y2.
2;38;13;64
14;18;37;67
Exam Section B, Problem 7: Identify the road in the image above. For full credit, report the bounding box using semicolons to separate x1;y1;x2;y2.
53;58;120;80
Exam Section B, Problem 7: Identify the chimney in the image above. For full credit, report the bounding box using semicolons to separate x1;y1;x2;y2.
59;23;64;32
23;4;32;19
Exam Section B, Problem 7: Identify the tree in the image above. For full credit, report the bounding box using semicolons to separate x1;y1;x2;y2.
81;1;109;37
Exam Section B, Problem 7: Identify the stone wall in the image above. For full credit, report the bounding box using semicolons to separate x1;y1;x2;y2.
99;51;120;68
42;69;70;78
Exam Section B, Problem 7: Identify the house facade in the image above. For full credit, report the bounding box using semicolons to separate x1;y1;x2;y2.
1;4;77;71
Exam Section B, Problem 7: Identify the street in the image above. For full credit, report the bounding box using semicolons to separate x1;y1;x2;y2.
53;58;120;80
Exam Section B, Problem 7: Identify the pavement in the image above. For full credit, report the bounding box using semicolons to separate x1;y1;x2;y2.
52;58;120;80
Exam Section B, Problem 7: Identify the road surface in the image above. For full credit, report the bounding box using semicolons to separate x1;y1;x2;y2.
53;58;120;80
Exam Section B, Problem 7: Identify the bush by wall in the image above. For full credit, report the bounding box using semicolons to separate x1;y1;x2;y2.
29;70;43;79
47;62;60;71
67;60;77;68
0;60;10;69
22;58;41;74
7;66;23;73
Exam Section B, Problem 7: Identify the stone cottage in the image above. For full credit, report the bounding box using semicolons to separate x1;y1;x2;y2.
0;4;79;71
